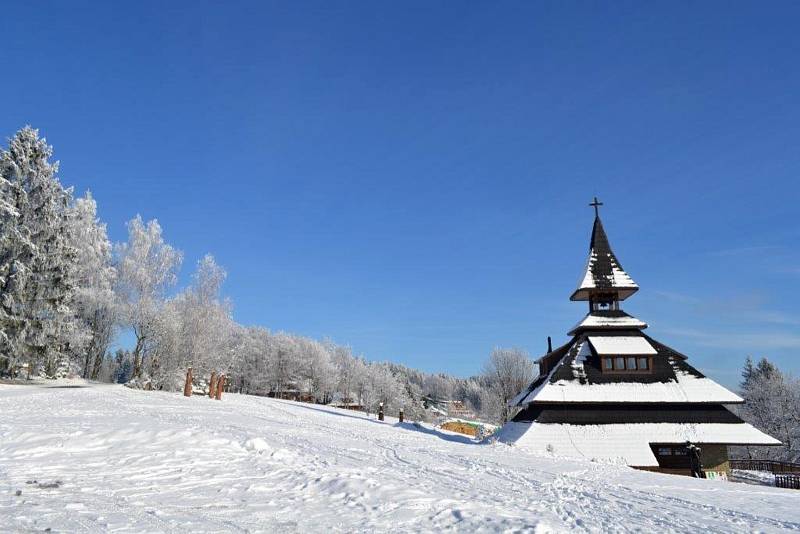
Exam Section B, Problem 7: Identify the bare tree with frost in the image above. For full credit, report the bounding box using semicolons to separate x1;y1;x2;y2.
69;192;118;379
482;347;535;424
115;216;182;380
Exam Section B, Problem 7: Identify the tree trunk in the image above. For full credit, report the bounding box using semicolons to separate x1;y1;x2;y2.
91;351;103;380
83;349;93;379
132;335;146;379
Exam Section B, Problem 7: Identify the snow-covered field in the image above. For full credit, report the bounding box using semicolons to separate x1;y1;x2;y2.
1;383;799;533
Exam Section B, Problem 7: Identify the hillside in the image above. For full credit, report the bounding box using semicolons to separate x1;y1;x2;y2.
1;383;798;533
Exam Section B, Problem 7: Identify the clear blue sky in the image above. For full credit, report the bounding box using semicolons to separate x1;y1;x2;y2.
3;2;799;387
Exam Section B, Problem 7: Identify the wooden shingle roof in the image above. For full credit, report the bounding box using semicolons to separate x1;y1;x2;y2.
571;216;638;301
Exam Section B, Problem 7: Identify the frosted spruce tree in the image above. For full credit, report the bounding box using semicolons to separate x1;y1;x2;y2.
0;142;33;375
0;127;78;377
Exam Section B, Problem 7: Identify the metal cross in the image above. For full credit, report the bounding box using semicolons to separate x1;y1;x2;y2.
589;196;603;217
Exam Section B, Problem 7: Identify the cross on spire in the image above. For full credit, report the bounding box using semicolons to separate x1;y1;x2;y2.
589;196;603;217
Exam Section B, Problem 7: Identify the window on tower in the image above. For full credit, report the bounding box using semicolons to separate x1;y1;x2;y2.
591;294;620;312
601;355;653;373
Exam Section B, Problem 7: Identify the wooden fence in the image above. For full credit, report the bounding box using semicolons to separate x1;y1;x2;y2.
775;474;800;490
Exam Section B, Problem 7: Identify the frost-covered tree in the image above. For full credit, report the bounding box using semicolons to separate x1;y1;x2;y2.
69;192;117;378
292;336;335;403
481;347;535;424
0;148;31;375
737;357;800;462
361;362;409;416
0;127;77;377
115;216;182;380
151;254;234;389
229;326;270;394
332;344;360;403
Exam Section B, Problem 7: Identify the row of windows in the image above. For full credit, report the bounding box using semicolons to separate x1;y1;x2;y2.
602;356;651;372
657;446;687;456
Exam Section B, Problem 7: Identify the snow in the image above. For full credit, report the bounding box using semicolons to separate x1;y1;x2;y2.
731;470;776;487
521;372;744;404
1;383;799;532
518;356;744;405
568;313;648;334
610;264;638;288
575;251;639;291
588;336;657;355
498;422;780;466
578;252;599;289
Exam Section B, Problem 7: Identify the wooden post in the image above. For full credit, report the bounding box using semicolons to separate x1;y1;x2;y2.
209;372;218;399
183;367;193;397
399;409;404;423
215;374;225;400
378;402;384;421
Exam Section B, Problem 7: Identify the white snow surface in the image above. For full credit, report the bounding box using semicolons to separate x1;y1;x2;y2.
587;336;657;355
1;383;799;533
497;422;780;466
518;366;744;405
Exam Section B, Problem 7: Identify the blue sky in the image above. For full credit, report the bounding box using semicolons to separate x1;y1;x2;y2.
3;2;799;388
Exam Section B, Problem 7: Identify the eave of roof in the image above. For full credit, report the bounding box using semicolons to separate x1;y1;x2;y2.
496;422;781;466
567;311;648;336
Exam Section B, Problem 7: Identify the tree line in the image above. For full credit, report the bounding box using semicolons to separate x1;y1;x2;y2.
0;126;535;424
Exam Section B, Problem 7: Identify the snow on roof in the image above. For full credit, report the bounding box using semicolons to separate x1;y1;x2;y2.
588;336;657;355
517;366;743;404
569;342;591;379
576;254;638;291
571;217;639;301
497;422;780;466
567;313;648;335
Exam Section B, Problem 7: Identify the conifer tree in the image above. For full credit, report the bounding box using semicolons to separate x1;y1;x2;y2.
0;127;77;377
740;356;755;390
0;147;34;375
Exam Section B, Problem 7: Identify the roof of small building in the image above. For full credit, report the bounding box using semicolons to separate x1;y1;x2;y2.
571;216;638;301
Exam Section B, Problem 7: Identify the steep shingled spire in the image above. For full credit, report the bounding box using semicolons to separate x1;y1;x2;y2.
570;205;638;302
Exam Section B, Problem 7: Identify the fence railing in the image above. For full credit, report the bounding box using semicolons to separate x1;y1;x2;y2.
729;459;800;474
775;474;800;490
